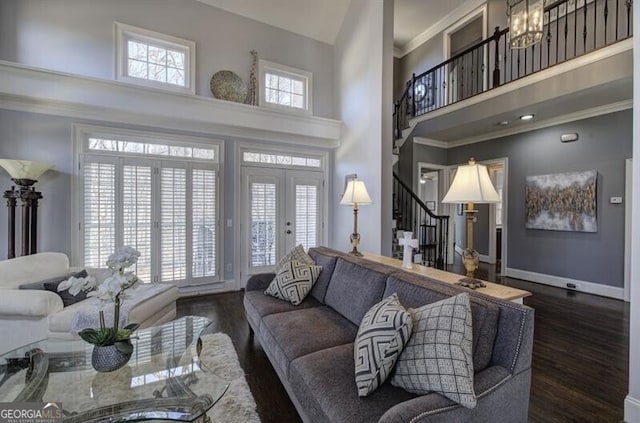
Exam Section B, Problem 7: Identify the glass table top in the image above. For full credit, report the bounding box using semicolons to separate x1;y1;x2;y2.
0;316;228;422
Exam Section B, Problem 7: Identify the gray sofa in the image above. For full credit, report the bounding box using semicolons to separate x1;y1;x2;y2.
243;246;534;423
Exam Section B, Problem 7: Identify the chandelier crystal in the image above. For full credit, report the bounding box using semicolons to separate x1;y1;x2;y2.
508;0;544;49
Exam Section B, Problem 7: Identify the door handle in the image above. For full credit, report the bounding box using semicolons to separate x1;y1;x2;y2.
286;230;292;234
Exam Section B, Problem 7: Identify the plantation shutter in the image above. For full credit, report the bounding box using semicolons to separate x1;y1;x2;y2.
250;181;277;267
161;166;188;283
192;168;217;278
83;160;117;268
294;184;318;250
123;163;153;283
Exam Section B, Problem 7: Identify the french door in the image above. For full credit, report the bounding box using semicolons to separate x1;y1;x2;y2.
241;166;324;285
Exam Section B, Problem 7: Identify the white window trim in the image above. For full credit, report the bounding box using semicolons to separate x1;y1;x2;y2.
114;22;196;95
72;124;224;287
258;59;313;115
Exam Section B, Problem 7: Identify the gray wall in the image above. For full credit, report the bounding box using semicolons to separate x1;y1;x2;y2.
0;0;335;118
0;108;244;281
447;110;632;287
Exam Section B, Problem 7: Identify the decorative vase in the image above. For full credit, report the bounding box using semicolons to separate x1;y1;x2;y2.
91;343;132;373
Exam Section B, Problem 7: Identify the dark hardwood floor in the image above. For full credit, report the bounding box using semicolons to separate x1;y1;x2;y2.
177;261;630;423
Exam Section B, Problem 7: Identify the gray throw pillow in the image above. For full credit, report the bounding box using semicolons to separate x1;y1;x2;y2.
276;244;315;272
354;293;413;397
44;270;89;307
265;260;322;306
391;293;477;409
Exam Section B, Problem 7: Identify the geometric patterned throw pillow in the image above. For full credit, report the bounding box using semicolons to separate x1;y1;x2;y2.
354;293;413;397
265;260;322;306
276;244;315;272
391;293;477;409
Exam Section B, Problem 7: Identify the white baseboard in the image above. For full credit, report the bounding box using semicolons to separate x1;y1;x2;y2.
625;395;640;423
178;280;237;297
505;268;624;300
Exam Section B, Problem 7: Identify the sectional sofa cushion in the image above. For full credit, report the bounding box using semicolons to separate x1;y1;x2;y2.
265;260;322;305
391;293;477;409
243;290;321;335
324;258;391;326
289;343;417;423
307;248;339;303
354;294;413;397
385;272;500;372
260;306;358;378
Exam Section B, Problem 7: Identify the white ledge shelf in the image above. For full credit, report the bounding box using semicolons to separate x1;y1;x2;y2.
0;61;342;147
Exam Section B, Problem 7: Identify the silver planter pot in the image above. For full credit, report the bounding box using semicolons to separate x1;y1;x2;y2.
92;344;132;373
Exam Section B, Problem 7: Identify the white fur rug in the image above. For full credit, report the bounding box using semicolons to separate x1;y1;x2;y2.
199;333;261;423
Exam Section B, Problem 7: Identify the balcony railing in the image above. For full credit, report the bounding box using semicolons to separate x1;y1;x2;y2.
394;0;633;139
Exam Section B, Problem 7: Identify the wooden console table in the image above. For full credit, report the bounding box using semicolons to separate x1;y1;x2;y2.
362;253;531;304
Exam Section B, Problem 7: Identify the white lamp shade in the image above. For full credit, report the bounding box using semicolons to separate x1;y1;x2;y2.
442;160;501;204
0;159;54;180
340;179;372;205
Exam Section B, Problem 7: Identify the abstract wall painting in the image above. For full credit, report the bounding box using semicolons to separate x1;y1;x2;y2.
525;170;597;232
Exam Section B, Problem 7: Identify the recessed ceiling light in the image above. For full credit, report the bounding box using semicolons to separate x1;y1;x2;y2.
520;114;535;121
498;120;509;126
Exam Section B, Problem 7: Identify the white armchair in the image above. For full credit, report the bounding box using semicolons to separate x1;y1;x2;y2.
0;252;179;354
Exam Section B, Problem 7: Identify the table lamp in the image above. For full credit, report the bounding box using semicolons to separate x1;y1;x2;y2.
442;158;500;287
340;177;372;256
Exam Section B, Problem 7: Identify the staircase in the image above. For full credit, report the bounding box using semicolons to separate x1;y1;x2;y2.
392;172;448;269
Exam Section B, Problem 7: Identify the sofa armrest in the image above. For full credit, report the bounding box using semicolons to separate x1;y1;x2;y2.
245;273;276;291
379;366;530;423
0;290;63;318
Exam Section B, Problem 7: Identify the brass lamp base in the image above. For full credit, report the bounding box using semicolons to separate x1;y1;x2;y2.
349;232;363;256
456;277;486;289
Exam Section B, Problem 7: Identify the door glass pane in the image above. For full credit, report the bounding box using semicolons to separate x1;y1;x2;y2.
161;168;187;282
192;169;217;278
83;162;116;268
250;182;277;267
123;165;152;283
295;184;318;250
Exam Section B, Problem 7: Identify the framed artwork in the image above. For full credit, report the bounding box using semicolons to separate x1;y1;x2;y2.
525;170;597;232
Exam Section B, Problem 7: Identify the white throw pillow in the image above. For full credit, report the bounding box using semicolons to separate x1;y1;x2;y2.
264;260;322;306
354;293;413;397
391;293;477;409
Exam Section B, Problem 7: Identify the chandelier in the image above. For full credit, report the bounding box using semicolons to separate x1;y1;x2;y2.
508;0;544;49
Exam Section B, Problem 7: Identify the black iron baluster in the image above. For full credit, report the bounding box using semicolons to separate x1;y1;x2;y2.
604;0;609;44
626;0;632;37
594;0;597;48
504;35;508;84
547;18;553;66
556;7;560;64
564;11;569;61
411;73;416;118
493;27;501;87
574;2;578;58
584;0;588;51
517;48;521;78
524;43;527;75
531;44;535;73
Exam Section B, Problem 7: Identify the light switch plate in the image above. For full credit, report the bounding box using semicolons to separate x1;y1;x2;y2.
610;197;623;204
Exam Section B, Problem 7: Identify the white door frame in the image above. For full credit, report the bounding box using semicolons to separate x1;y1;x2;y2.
442;4;488;104
625;158;632;302
235;142;329;289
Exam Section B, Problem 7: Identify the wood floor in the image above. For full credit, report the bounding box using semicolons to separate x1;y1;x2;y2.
177;262;630;423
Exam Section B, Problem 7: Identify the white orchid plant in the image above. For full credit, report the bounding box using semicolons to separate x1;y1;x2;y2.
59;246;142;352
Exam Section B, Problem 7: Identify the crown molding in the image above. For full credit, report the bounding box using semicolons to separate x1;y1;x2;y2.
413;136;449;149
395;0;487;58
0;61;342;148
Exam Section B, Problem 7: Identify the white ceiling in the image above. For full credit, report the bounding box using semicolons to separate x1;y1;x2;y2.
195;0;465;50
393;0;468;47
194;0;352;45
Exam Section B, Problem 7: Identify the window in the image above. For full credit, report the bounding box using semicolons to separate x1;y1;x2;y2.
259;60;312;113
77;128;221;286
115;22;196;94
242;151;321;169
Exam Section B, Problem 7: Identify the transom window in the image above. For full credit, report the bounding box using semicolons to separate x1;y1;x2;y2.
115;23;195;94
259;60;312;114
89;138;216;160
242;151;321;168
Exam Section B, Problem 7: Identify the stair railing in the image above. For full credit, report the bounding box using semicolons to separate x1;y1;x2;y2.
392;172;448;269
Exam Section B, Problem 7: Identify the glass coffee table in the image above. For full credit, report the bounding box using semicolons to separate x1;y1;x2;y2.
0;316;228;422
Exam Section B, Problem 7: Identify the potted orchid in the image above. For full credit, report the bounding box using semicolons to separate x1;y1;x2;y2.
59;246;142;372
